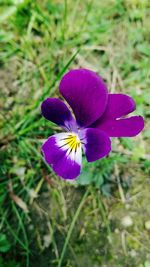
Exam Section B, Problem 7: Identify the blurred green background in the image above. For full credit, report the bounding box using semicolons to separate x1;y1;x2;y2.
0;0;150;266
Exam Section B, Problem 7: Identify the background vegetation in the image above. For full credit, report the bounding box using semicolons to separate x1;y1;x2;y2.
0;0;150;266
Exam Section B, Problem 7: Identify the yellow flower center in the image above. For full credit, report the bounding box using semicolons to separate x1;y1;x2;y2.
63;133;81;152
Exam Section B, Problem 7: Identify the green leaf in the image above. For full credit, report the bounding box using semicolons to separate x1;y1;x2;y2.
94;174;104;188
76;171;93;185
0;234;11;253
101;184;112;197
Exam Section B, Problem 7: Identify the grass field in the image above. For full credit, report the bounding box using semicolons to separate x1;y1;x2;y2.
0;0;150;266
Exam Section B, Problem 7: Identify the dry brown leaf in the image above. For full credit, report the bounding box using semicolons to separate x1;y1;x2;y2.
10;192;29;213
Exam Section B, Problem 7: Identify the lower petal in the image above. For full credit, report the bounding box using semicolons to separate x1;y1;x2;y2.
42;133;82;180
80;128;111;162
97;116;144;137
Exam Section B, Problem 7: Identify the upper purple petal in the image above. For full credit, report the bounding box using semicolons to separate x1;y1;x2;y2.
80;128;111;162
96;116;144;137
101;94;136;120
91;94;136;128
59;69;108;128
42;133;82;180
41;98;77;131
91;93;144;137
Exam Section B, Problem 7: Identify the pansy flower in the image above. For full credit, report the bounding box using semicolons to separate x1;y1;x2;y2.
41;69;144;180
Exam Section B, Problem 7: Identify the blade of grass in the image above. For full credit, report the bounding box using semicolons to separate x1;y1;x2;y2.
61;0;68;40
97;192;112;238
4;218;29;253
41;47;80;100
57;188;89;267
15;48;80;133
12;203;30;267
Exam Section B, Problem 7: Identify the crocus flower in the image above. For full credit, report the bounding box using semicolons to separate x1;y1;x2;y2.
41;69;144;180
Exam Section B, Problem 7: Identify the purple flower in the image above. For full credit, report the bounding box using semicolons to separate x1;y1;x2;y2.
41;69;144;180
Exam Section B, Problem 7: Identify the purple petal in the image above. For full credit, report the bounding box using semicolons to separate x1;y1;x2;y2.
42;133;82;180
101;94;136;120
41;98;77;131
59;69;108;128
96;116;144;137
80;128;111;162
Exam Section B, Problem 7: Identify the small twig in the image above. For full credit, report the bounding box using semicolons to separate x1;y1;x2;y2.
114;164;126;204
97;191;112;240
83;45;109;52
111;68;117;93
113;149;150;160
121;230;127;255
125;230;150;253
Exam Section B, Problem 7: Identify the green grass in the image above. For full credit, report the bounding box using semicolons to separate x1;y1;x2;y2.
0;0;150;266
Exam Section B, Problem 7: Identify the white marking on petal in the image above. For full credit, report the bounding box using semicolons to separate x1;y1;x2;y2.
55;132;82;165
